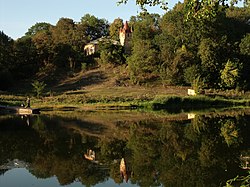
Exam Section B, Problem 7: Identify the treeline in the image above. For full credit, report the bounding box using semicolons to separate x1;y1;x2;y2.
1;3;250;91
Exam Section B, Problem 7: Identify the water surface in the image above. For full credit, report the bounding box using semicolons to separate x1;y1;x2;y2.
0;110;249;186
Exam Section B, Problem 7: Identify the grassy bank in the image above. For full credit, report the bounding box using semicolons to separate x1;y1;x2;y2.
145;95;250;112
1;92;250;112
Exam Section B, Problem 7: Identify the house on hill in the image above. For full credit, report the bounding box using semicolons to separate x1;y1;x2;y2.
84;36;120;56
84;21;133;55
119;21;133;54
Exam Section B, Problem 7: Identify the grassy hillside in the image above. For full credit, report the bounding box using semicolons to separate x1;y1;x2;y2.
1;64;250;111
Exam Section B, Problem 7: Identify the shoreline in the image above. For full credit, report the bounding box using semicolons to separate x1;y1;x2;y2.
1;93;250;112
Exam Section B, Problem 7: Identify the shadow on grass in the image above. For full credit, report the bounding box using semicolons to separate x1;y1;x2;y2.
52;71;107;94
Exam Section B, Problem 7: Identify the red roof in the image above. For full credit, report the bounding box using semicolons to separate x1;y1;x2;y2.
120;21;131;33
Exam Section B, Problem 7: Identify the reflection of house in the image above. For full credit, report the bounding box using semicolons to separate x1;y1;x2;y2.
84;37;120;56
240;155;250;169
84;149;96;161
120;158;130;183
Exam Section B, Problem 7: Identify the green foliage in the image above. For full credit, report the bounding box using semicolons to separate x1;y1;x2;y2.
97;42;125;65
1;2;250;91
81;63;87;71
220;119;240;146
225;171;250;187
130;13;161;41
192;75;204;94
128;39;159;84
166;45;194;85
240;33;250;56
184;65;200;85
32;80;46;97
81;14;109;40
0;31;14;71
150;95;242;111
117;0;168;10
13;36;38;78
109;18;123;40
220;59;241;88
25;22;52;36
0;69;14;90
198;38;225;87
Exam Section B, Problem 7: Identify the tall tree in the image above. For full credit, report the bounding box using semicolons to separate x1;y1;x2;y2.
52;18;75;45
118;0;249;21
25;22;53;37
0;31;14;90
13;36;38;78
81;14;109;40
128;39;159;84
0;31;14;69
109;18;123;40
51;18;87;70
131;13;161;41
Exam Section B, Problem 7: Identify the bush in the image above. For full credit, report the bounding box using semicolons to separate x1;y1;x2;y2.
32;80;46;98
0;70;13;90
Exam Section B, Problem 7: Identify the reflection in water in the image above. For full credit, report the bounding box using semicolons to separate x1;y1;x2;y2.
21;115;30;126
84;149;96;161
240;155;250;170
120;158;131;183
0;110;249;186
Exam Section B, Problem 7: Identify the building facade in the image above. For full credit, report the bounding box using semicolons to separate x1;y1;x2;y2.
119;21;132;54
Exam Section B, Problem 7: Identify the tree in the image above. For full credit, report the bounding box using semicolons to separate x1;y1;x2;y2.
198;38;224;87
13;36;38;78
25;22;53;36
131;13;161;41
220;59;241;88
32;80;46;97
117;0;168;10
51;18;88;70
81;14;109;40
52;18;75;45
118;0;249;21
0;31;14;70
166;45;194;85
128;39;159;84
240;33;250;56
0;31;14;89
98;42;125;65
109;18;123;40
32;30;54;67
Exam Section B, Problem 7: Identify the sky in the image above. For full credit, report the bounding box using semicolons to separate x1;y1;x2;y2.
0;0;179;39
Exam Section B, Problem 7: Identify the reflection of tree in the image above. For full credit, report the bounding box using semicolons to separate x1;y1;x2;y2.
0;115;109;186
1;112;250;186
109;161;123;184
220;119;241;147
125;114;250;186
160;121;194;161
127;122;162;186
98;138;126;160
0;116;41;164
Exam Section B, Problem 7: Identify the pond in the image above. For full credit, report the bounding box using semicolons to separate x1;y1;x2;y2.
0;109;249;187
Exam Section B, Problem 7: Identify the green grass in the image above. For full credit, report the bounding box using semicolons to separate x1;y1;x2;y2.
1;66;250;111
146;95;250;112
1;93;249;112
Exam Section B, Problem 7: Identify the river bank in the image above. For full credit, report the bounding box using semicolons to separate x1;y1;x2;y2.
1;91;250;112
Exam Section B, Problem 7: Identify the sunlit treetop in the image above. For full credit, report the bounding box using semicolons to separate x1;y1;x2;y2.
118;0;249;21
117;0;168;11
